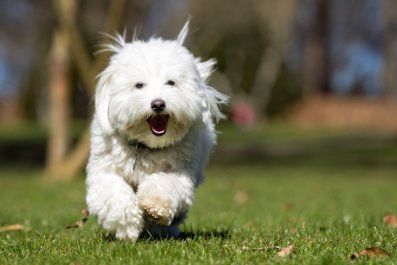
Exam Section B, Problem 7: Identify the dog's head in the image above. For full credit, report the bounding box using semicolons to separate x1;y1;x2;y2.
95;21;228;148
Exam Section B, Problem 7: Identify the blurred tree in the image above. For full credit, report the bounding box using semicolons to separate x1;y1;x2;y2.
383;0;397;97
296;0;393;97
0;0;53;123
302;0;330;95
250;0;297;119
45;0;128;180
45;0;74;177
189;0;297;121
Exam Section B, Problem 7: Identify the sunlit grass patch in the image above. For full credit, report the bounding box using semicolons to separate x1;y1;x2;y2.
1;161;397;264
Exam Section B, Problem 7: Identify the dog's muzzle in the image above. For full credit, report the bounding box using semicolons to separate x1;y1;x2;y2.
147;99;168;136
147;114;169;136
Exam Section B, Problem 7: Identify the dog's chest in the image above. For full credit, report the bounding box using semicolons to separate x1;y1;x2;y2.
110;145;178;185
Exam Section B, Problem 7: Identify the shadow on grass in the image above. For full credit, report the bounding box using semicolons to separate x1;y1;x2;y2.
101;229;230;242
178;230;230;240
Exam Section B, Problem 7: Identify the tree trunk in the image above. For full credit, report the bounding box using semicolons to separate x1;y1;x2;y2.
303;0;330;95
44;0;75;179
45;30;71;177
250;0;297;119
383;0;397;97
44;0;127;180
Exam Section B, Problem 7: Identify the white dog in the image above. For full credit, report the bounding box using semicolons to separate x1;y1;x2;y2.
86;22;228;241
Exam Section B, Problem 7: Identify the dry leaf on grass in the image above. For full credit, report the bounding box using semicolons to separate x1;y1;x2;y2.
349;247;389;260
66;208;90;229
66;217;88;229
277;245;293;257
81;208;90;217
383;213;397;228
0;224;27;232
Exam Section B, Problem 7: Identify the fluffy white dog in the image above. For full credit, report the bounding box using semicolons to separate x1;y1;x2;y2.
86;22;228;241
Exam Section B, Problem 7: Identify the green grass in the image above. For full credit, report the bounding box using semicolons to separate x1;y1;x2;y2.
1;166;397;264
1;124;397;264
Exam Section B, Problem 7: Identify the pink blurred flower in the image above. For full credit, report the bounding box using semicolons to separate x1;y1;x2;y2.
231;101;256;128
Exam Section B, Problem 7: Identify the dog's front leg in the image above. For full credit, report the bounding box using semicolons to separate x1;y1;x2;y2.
137;173;195;227
86;172;144;241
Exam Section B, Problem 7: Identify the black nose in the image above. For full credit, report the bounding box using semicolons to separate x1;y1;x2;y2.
151;99;166;112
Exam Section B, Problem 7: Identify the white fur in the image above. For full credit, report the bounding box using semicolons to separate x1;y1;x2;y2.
86;22;228;241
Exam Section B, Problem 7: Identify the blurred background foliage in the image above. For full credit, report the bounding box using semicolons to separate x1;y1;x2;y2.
0;0;396;179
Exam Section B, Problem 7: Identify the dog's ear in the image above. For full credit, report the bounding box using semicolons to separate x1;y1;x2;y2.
196;59;229;122
95;69;114;135
202;84;229;123
177;19;190;45
196;58;216;83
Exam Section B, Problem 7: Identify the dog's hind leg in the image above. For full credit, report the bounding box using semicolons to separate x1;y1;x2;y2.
142;219;181;239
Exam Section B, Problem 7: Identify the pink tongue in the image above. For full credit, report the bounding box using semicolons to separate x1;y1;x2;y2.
148;115;169;136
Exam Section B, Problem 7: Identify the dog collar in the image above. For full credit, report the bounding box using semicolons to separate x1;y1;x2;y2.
128;139;147;171
127;138;167;151
127;139;148;149
127;138;167;170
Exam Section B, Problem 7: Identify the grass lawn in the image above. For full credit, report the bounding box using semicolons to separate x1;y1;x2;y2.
1;124;397;264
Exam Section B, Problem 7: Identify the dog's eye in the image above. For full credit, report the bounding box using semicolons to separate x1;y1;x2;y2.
166;80;175;86
135;82;144;89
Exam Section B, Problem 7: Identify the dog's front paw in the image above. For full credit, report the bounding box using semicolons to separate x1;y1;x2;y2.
93;201;143;241
138;196;174;226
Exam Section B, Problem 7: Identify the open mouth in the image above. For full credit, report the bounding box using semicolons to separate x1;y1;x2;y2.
146;114;169;136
